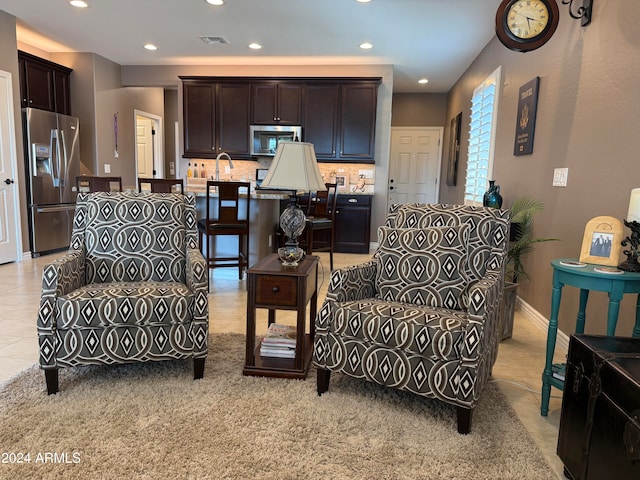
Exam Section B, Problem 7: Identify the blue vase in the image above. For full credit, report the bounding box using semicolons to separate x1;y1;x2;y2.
483;180;503;208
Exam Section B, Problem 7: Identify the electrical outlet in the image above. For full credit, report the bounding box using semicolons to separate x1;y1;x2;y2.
104;164;111;174
553;168;568;187
225;165;231;174
169;162;175;175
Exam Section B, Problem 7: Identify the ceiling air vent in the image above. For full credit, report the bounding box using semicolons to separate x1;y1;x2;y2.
199;36;230;45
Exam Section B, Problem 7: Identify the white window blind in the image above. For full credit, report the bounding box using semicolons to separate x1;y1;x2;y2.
465;66;502;205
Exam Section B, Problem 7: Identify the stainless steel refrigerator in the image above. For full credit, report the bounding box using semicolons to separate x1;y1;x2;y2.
23;107;81;257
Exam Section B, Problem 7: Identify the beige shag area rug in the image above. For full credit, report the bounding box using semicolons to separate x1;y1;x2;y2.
0;333;555;479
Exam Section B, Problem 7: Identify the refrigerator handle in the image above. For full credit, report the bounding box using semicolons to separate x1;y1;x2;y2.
59;128;67;188
50;129;60;188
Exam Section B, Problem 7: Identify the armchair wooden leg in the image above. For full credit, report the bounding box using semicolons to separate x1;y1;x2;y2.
456;406;473;434
45;369;59;395
317;368;331;395
193;357;205;380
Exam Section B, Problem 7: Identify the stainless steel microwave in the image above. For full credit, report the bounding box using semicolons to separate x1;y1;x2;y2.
250;125;302;156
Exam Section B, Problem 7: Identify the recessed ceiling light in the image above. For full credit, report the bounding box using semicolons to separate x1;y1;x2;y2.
69;0;88;7
359;42;373;50
144;44;158;51
206;0;224;5
356;0;372;3
418;78;429;84
248;43;262;50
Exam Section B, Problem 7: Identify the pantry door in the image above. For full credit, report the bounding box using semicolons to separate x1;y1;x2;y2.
388;127;442;207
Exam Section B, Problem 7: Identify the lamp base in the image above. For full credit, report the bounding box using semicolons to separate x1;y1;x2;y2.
278;246;305;267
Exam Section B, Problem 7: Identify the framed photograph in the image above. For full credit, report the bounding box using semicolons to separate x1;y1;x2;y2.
334;174;348;190
579;216;624;266
446;112;462;186
514;77;540;156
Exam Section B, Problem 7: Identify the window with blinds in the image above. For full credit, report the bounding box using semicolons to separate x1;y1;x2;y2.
464;66;502;205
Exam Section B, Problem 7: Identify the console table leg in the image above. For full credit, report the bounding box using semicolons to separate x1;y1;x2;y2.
542;282;562;416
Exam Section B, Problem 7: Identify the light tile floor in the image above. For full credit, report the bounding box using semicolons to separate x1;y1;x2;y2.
0;252;566;478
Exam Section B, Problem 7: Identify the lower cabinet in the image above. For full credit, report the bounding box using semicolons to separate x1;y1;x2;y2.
334;194;372;254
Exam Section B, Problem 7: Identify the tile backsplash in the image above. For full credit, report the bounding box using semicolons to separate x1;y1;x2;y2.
182;158;375;193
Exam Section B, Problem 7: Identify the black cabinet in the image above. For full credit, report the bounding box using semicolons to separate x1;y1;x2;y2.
252;82;303;125
303;80;379;162
182;76;380;163
181;78;251;159
335;194;372;253
18;51;72;115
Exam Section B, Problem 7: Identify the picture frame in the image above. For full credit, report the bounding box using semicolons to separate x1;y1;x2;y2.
514;77;540;156
334;174;348;190
446;112;462;186
579;216;624;266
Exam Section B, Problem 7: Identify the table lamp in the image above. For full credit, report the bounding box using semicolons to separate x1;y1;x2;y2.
619;188;640;272
260;141;326;266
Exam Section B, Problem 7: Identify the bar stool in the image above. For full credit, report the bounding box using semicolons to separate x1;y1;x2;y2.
304;183;338;270
138;177;184;193
198;181;250;279
76;176;122;193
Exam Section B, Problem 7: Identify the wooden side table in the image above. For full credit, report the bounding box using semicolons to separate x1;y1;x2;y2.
243;253;319;379
541;258;640;416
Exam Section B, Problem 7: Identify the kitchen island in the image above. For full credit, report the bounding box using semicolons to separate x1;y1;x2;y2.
187;186;289;270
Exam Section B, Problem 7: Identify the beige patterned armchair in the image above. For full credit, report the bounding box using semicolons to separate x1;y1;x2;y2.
313;204;510;433
37;192;209;394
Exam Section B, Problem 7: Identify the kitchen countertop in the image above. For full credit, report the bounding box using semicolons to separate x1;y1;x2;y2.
185;187;372;199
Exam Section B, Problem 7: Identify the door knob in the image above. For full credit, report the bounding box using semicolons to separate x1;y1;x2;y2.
4;179;14;185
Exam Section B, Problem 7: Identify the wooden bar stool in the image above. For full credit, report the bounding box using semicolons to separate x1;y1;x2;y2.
76;176;122;193
138;177;184;193
198;181;250;279
304;183;338;270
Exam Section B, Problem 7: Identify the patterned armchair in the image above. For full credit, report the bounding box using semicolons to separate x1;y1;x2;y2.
313;204;510;433
37;192;209;394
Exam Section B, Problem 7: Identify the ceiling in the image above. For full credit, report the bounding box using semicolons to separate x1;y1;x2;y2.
0;0;503;93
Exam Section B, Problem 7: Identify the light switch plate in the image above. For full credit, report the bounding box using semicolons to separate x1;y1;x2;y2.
104;164;111;174
553;168;568;187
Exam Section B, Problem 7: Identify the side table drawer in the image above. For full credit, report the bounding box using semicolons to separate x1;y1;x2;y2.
255;275;297;307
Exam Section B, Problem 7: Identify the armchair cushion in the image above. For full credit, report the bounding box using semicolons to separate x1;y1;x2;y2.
375;225;469;310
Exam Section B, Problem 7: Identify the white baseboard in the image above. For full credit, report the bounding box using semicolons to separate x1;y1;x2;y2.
517;295;569;354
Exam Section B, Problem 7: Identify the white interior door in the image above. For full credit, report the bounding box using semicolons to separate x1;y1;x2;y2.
136;114;155;178
388;127;442;208
0;70;21;264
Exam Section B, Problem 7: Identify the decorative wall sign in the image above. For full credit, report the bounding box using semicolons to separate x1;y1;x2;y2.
446;112;462;186
514;77;540;156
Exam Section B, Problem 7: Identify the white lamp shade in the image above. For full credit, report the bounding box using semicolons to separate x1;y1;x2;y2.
628;188;640;223
260;142;326;192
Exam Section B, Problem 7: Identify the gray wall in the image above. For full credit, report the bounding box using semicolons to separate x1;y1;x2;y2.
441;0;640;336
391;93;448;127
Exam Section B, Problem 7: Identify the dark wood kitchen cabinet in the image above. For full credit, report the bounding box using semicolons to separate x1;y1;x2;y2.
303;80;379;162
18;51;72;115
334;194;372;253
252;82;303;125
181;78;251;159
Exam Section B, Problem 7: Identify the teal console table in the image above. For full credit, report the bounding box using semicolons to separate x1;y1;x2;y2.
541;259;640;416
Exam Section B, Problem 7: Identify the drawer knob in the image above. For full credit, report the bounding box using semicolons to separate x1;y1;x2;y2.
272;286;279;293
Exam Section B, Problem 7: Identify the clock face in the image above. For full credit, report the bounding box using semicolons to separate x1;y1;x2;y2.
495;0;559;52
507;1;549;39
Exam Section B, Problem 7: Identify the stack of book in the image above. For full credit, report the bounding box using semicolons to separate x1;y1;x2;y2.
260;323;297;358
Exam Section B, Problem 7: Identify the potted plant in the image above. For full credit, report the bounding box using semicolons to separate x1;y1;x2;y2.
500;196;559;340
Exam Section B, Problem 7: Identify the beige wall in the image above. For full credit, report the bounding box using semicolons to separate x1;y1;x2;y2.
442;0;640;336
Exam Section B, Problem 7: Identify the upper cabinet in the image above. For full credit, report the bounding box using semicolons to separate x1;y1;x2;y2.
252;82;303;125
181;78;251;159
181;76;380;163
304;80;379;162
18;51;72;115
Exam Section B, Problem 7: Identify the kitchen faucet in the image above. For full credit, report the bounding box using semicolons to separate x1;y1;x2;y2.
214;152;233;181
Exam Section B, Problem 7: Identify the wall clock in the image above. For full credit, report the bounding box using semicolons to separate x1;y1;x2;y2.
495;0;560;52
